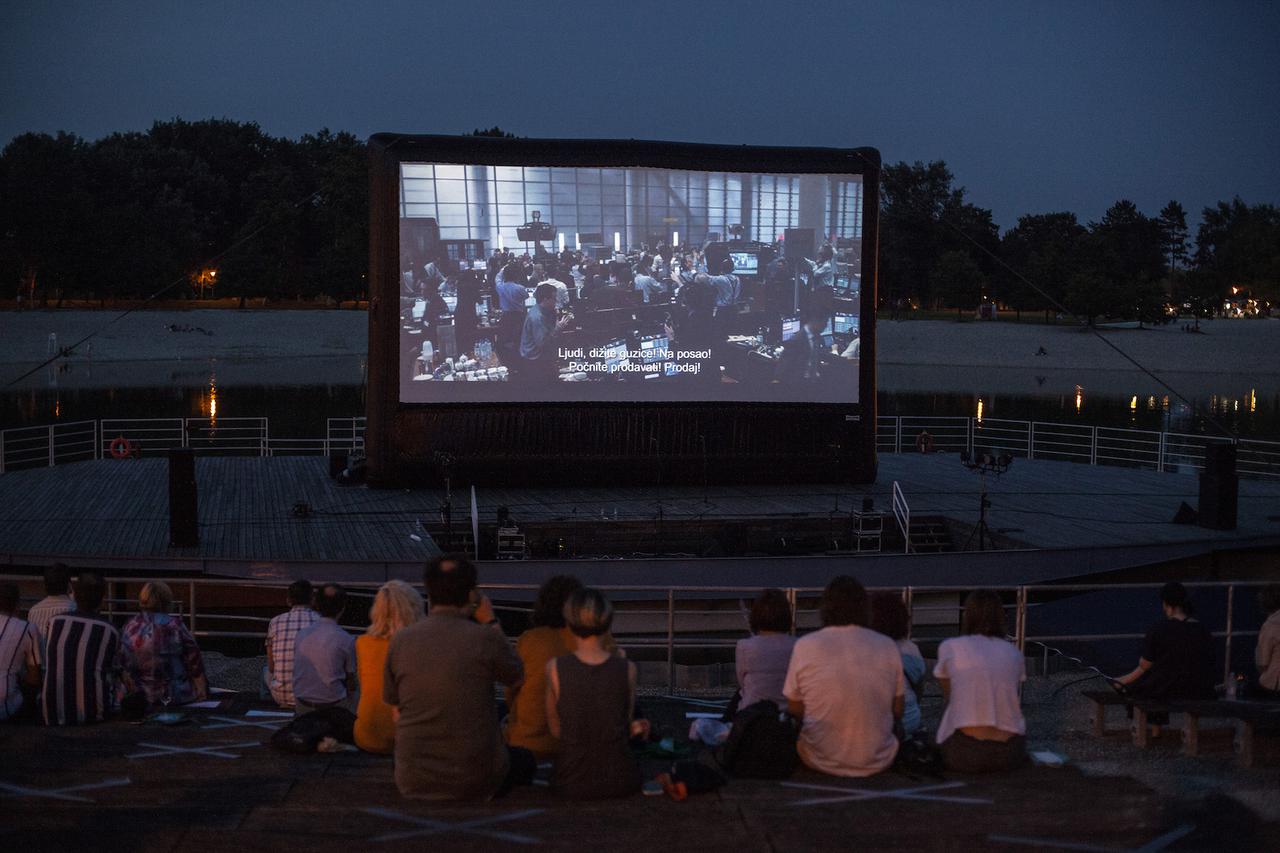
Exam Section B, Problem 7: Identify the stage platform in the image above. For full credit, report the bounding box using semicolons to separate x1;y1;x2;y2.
1;455;1278;585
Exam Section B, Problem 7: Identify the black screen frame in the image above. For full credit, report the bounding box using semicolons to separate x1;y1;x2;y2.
367;134;879;487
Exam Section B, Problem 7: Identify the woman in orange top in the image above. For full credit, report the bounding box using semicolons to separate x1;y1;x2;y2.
505;575;582;758
354;580;424;754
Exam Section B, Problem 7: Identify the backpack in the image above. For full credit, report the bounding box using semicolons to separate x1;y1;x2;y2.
713;699;801;779
269;707;356;754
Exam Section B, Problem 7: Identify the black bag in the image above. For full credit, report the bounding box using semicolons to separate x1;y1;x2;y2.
714;700;801;779
269;707;356;754
894;730;942;774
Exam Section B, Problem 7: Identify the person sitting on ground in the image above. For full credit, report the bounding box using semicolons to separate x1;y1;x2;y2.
545;588;643;800
117;581;207;709
1255;583;1280;700
934;590;1027;772
506;574;583;759
870;592;926;738
354;580;425;754
27;563;74;667
0;583;40;722
265;580;318;709
41;572;121;725
383;554;533;800
291;584;356;716
783;575;904;777
734;589;797;713
1113;581;1215;725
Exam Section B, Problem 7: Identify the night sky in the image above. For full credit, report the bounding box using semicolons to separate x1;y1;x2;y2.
2;1;1277;229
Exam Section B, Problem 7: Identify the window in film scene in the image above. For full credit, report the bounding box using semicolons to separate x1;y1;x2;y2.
397;163;863;404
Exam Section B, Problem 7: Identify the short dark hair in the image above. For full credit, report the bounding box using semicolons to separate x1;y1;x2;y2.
425;553;477;608
0;583;18;613
1160;581;1192;615
869;592;911;641
961;590;1006;637
720;257;736;275
75;571;107;614
314;583;346;619
532;575;583;628
287;579;313;607
44;563;71;596
749;589;792;634
819;575;869;627
1259;583;1280;618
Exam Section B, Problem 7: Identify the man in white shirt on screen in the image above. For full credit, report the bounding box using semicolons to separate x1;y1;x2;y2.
784;575;904;777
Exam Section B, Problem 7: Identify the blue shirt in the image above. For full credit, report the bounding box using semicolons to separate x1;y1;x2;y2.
709;273;740;308
520;304;557;360
292;618;355;706
496;274;529;312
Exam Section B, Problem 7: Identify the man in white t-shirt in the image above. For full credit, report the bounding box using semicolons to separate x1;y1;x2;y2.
784;575;904;777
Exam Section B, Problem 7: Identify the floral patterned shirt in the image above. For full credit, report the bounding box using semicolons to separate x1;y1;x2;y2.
117;613;206;706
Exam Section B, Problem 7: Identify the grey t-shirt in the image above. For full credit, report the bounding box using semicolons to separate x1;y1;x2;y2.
383;609;523;800
735;633;797;709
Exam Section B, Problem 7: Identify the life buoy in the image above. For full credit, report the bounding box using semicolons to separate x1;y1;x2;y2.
109;436;133;459
914;432;935;454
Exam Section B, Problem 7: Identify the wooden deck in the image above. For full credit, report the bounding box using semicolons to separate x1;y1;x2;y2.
0;454;1277;581
4;693;1276;852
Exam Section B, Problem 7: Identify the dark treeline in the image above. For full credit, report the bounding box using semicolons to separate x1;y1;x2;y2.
1;121;1276;319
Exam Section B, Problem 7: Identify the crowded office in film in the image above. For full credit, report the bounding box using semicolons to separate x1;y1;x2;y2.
397;163;864;404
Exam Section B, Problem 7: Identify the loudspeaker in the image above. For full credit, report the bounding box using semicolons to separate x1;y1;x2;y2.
168;447;199;547
1198;444;1237;531
783;228;815;261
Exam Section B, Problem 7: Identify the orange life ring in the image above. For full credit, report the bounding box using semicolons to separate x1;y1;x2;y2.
914;432;935;454
109;436;133;459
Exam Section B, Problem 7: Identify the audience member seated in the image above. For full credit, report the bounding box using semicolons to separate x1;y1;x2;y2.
27;562;74;667
41;572;120;725
1256;583;1280;699
118;581;207;709
292;583;356;716
0;583;39;722
870;592;926;738
506;574;583;759
734;589;796;712
265;580;318;709
1114;582;1215;729
354;580;425;754
783;575;904;777
545;588;642;800
934;590;1027;773
383;554;534;800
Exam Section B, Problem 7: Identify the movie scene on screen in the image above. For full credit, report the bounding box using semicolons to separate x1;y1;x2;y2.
398;163;864;404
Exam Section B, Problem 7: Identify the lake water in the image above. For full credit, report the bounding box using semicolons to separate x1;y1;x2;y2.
3;355;1277;440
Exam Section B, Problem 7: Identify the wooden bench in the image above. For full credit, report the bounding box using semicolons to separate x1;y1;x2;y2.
1168;700;1280;768
1081;689;1169;745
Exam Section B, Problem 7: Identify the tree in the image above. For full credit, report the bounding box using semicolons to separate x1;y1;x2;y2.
1158;200;1189;272
879;160;997;310
1194;198;1280;309
1000;212;1087;320
931;250;986;318
1089;200;1166;324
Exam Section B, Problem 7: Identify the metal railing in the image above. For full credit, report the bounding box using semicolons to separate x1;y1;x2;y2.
2;413;1277;478
891;480;911;554
878;415;1280;478
0;416;366;472
8;575;1269;693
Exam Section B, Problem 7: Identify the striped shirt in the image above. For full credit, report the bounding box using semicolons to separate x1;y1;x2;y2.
266;606;319;707
26;594;74;666
41;612;121;725
0;614;38;721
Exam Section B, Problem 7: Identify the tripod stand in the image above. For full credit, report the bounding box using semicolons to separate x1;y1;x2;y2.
959;450;1013;551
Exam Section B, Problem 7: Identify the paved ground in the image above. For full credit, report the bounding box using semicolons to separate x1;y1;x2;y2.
3;683;1278;853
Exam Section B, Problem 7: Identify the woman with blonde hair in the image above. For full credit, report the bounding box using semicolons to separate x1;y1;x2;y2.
118;581;208;708
354;580;424;753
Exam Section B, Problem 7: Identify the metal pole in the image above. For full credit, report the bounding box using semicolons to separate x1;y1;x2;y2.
787;588;797;635
1015;586;1027;652
189;581;197;634
1223;584;1234;686
48;425;55;467
1157;432;1166;473
1090;427;1098;465
0;429;5;474
666;589;676;694
1028;422;1035;460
